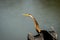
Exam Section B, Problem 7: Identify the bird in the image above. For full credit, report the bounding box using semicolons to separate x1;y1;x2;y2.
23;13;57;40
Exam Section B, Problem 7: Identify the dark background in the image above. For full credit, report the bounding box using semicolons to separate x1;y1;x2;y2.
0;0;60;40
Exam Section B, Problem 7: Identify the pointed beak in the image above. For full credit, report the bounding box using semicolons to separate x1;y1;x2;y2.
23;14;29;16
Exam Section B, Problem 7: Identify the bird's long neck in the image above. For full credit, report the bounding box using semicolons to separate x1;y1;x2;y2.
29;15;41;33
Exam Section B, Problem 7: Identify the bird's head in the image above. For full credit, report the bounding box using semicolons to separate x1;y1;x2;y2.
23;13;33;18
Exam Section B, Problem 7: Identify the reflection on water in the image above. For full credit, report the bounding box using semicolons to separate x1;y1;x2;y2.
0;0;60;40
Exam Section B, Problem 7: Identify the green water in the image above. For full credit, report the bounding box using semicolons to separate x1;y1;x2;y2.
0;0;60;40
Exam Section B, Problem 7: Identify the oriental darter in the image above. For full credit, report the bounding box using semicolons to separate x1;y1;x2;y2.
23;13;57;40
